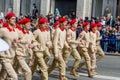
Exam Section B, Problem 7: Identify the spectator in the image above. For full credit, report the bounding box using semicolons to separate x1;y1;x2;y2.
32;4;38;19
55;8;60;16
46;12;53;21
102;32;109;52
71;12;76;19
0;10;4;20
107;16;115;28
76;20;83;39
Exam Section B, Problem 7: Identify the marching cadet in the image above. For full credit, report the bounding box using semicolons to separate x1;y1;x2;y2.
96;23;104;62
0;12;19;80
48;17;69;80
51;21;59;41
48;18;67;80
44;20;52;65
89;23;97;75
0;19;4;75
15;18;32;80
66;19;81;77
77;22;93;78
32;17;49;80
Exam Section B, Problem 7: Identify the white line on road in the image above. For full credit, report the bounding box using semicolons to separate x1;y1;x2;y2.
51;57;120;80
52;71;120;80
79;73;120;80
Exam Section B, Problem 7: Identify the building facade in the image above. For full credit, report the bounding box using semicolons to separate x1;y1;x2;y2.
0;0;119;18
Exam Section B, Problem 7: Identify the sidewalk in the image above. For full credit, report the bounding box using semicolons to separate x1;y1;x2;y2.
105;52;120;56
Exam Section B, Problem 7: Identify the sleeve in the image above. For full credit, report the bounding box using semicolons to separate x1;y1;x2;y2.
64;40;70;48
46;31;52;47
53;29;59;55
18;31;28;44
77;32;87;47
89;32;94;44
66;30;79;44
33;30;38;40
77;32;84;41
96;31;102;41
31;32;39;47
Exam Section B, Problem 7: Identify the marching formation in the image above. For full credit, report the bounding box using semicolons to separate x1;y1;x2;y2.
0;12;104;80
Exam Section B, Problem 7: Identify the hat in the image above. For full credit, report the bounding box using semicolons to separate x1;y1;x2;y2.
5;12;15;19
0;19;3;23
22;18;31;24
53;21;59;27
59;17;66;23
82;22;89;27
70;19;76;25
17;19;24;24
38;18;48;24
96;23;102;27
90;23;97;28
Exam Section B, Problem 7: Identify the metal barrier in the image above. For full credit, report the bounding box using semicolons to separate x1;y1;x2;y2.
101;39;120;52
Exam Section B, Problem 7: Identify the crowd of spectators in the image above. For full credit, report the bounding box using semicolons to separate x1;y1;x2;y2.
0;7;120;53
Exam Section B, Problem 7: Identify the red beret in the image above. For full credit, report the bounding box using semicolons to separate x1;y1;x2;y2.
59;17;66;23
38;18;48;24
53;21;59;27
0;20;3;23
17;19;23;24
82;22;89;27
90;23;97;28
5;12;15;19
22;18;31;24
96;23;102;27
70;19;76;25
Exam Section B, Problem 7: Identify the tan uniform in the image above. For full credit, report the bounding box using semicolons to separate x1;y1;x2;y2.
32;29;48;80
77;30;91;70
48;27;67;76
65;28;81;69
44;30;52;64
15;30;32;80
62;42;70;64
89;31;97;69
0;28;18;80
96;30;104;61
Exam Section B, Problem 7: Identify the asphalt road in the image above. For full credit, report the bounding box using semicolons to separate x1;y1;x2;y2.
19;55;120;80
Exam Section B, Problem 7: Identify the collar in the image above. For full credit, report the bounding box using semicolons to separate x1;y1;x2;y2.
22;29;29;34
6;25;15;32
84;29;88;33
39;27;46;32
45;27;49;32
91;30;96;34
70;28;75;32
16;25;21;31
59;26;64;31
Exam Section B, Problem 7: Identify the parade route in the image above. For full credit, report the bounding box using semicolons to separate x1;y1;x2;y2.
27;55;120;80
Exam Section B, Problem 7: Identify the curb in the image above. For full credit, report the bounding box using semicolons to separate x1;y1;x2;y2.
105;53;120;56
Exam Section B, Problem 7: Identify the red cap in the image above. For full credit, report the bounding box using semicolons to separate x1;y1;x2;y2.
90;23;97;28
59;17;66;23
82;22;89;27
17;19;24;24
53;21;59;28
0;20;3;23
38;18;48;24
5;12;15;19
70;19;76;25
96;23;102;27
22;18;31;24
